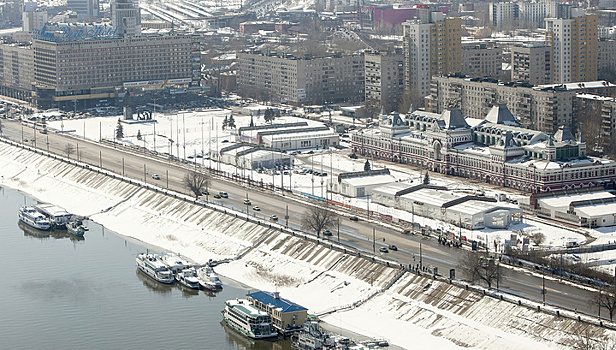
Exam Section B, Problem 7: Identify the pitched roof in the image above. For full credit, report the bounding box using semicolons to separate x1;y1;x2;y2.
246;291;308;313
554;125;576;142
485;104;518;125
440;109;469;129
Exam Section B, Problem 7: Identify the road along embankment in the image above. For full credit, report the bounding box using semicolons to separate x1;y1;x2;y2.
0;140;614;350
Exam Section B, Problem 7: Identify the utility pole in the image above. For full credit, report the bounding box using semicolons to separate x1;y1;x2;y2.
542;269;546;306
99;150;102;168
420;239;423;269
122;157;125;177
144;164;147;183
372;227;376;254
337;217;340;243
285;205;289;227
166;169;169;189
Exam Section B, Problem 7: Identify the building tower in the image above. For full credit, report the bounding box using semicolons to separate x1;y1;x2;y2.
66;0;99;19
545;9;598;84
402;11;461;105
111;0;141;37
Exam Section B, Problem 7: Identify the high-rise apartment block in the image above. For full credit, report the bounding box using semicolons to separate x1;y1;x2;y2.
598;39;616;75
0;43;34;101
511;43;551;85
489;2;519;29
22;10;48;33
364;50;404;113
67;0;99;19
545;10;598;84
402;12;461;102
111;0;141;37
237;51;365;106
461;42;501;79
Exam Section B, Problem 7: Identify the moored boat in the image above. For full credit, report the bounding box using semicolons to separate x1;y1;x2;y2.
18;206;51;231
196;266;223;291
34;203;72;228
66;219;86;237
135;253;175;284
176;267;200;289
160;253;193;274
221;299;278;339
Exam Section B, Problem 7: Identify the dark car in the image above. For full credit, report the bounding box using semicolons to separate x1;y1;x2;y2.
379;247;389;253
388;245;398;251
323;229;333;236
243;199;251;205
349;216;359;221
403;229;411;235
213;194;221;199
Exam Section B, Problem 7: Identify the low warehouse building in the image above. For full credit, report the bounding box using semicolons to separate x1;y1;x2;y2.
533;189;616;227
329;169;397;197
214;143;293;169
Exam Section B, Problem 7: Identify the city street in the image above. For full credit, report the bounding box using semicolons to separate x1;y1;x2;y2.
1;118;604;318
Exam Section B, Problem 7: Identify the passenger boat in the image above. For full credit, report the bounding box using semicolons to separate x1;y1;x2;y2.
34;203;72;228
18;206;51;231
176;267;200;289
196;266;223;291
221;299;278;339
135;253;175;284
66;218;87;237
160;253;193;274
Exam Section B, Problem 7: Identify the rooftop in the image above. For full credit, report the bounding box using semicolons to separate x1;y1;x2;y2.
247;291;308;313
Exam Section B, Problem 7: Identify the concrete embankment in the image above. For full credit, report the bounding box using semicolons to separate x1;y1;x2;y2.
0;141;614;350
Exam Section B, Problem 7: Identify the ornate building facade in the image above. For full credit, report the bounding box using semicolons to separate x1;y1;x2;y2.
351;105;616;193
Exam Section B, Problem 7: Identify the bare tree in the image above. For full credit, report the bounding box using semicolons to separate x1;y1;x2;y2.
572;327;613;350
301;205;338;238
183;171;210;199
592;286;616;321
530;232;546;246
459;251;502;289
65;143;75;159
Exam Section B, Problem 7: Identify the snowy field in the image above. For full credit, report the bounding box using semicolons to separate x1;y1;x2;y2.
1;141;615;349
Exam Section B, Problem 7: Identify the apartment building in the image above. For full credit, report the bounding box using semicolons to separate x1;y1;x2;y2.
237;51;364;106
428;76;616;133
0;43;34;101
511;43;551;85
598;39;616;75
67;0;99;19
364;50;404;114
461;42;501;79
489;2;519;29
545;10;598;84
601;99;616;151
31;35;192;108
402;12;461;101
111;0;141;37
519;1;547;28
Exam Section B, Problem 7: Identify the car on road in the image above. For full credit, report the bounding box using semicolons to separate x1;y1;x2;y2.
213;194;221;199
403;229;411;235
323;229;333;236
253;206;261;211
270;215;278;221
151;174;160;180
243;199;251;205
202;190;209;196
219;191;228;198
388;244;398;251
349;216;359;221
379;247;389;253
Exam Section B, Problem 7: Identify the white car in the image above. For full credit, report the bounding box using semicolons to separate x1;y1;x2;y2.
253;206;261;211
152;174;160;180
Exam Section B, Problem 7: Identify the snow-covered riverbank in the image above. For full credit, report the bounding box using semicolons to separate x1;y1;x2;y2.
0;140;613;349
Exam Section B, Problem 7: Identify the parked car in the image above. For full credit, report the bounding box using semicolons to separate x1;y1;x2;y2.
151;174;160;180
388;245;398;251
253;206;261;211
379;247;389;253
323;229;333;236
349;216;359;221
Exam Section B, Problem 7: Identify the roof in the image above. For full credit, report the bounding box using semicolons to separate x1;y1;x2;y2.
484;104;518;125
246;291;308;313
554;125;575;143
343;174;396;187
440;109;469;129
538;191;615;210
574;202;616;218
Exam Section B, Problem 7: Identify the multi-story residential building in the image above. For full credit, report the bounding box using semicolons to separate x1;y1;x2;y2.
67;0;99;19
351;105;616;194
598;39;616;75
364;50;404;114
0;42;34;102
402;12;461;102
237;51;364;106
22;10;48;33
545;10;598;84
461;42;501;79
428;76;616;133
601;99;616;152
519;1;547;28
111;0;141;37
510;43;551;85
489;2;519;29
30;34;192;109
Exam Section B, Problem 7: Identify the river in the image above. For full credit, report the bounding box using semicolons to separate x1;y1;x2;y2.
0;186;290;350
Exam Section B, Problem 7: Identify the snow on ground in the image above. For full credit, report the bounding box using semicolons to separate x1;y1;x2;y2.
1;141;615;349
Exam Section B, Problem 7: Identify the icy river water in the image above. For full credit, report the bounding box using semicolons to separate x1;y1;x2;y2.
0;186;291;350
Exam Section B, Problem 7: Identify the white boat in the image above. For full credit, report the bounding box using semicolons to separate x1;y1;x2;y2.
221;299;278;339
66;219;86;237
176;267;200;289
34;203;72;228
135;253;175;284
196;266;223;291
18;206;51;231
160;253;193;274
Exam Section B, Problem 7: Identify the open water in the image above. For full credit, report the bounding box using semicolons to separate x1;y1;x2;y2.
0;186;290;350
